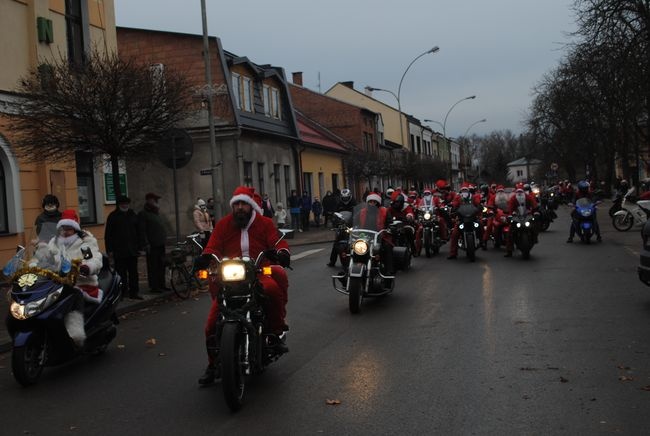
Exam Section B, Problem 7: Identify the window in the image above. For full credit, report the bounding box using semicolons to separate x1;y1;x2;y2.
274;164;281;203
271;88;281;119
416;136;421;154
263;85;271;116
257;162;265;195
65;0;85;66
243;161;253;187
318;172;325;199
516;169;523;177
231;73;241;109
331;174;339;192
284;165;291;202
0;162;7;233
242;77;253;112
410;134;415;151
75;152;96;224
303;172;313;197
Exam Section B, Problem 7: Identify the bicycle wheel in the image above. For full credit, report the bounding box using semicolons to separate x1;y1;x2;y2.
170;266;191;299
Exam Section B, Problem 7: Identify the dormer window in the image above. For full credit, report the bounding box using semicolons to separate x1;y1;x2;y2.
230;72;253;112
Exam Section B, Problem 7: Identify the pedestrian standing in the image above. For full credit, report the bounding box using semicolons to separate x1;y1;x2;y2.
322;191;336;228
312;197;322;227
206;197;216;226
193;198;213;245
105;195;145;300
35;194;62;242
138;192;169;292
301;191;312;232
262;193;275;218
275;202;287;228
288;189;302;232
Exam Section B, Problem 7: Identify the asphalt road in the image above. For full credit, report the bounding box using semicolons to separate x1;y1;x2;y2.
1;205;649;435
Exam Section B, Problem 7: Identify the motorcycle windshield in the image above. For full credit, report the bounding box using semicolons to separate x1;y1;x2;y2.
350;204;382;242
575;198;594;217
457;204;479;219
2;223;70;278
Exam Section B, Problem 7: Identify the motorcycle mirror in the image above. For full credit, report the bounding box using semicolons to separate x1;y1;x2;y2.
80;244;93;260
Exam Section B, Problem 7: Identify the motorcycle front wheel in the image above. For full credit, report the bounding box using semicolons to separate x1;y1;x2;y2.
349;277;363;314
424;231;432;258
519;233;532;260
221;323;246;412
12;331;46;386
612;212;634;231
465;233;476;262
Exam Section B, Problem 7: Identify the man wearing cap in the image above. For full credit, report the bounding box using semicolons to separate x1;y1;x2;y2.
105;195;144;299
138;193;169;292
197;186;291;385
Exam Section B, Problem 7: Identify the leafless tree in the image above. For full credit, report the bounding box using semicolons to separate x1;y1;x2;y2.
10;49;193;200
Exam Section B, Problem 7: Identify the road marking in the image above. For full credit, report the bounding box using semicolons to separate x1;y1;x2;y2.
292;248;324;260
625;246;639;257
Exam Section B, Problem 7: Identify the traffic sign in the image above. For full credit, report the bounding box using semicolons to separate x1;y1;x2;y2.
200;168;212;176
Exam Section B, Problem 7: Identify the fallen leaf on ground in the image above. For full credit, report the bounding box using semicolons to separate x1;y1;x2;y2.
618;376;634;382
158;352;166;357
181;311;188;315
617;365;631;370
145;338;157;347
326;399;341;405
640;385;650;391
117;344;125;349
560;376;569;383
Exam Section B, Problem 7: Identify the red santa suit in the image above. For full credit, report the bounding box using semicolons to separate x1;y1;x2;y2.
202;187;290;364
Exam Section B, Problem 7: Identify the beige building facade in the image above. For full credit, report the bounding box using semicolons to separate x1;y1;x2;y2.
0;0;117;260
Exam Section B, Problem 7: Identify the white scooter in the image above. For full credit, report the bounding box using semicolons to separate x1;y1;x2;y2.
612;188;650;231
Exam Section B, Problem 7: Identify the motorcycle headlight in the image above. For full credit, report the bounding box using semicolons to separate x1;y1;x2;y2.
424;212;431;220
352;239;369;256
474;222;480;228
221;263;246;282
516;222;522;228
459;223;465;230
580;210;592;217
525;221;531;227
10;287;63;320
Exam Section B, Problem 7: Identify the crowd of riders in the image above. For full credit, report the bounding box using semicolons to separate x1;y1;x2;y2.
326;177;606;262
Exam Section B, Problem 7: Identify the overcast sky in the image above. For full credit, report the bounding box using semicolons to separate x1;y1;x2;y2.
114;0;577;138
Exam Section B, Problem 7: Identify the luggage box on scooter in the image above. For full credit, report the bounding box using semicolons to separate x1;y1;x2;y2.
392;246;410;270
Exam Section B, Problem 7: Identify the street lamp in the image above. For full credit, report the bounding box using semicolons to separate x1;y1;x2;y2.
462;118;487;182
423;119;444;131
443;95;476;185
366;46;439;150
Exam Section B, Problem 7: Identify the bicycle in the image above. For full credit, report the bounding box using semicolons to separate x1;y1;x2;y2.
168;233;207;299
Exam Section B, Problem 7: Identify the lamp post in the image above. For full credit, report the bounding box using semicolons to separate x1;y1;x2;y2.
462;118;487;182
366;46;439;150
443;95;476;185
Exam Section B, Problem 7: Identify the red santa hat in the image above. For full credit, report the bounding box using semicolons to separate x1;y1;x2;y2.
366;193;382;204
57;209;81;231
229;186;263;215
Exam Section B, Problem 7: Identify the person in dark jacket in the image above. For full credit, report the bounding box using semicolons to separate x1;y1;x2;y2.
138;192;169;292
34;194;62;241
288;189;302;232
300;191;312;231
261;193;275;218
312;197;323;227
322;191;337;228
105;195;145;299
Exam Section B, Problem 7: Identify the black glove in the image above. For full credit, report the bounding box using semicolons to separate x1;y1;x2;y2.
264;249;279;262
193;254;213;271
79;264;90;276
277;250;291;268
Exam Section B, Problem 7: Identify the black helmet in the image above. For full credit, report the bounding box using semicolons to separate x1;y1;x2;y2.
391;194;404;210
42;194;59;208
480;184;489;195
577;180;590;192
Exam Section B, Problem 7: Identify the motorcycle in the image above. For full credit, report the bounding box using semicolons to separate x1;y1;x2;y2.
200;232;290;412
388;219;413;270
331;204;397;314
455;203;481;262
417;206;443;257
3;225;121;386
538;191;557;232
612;189;650;231
509;205;536;259
330;211;353;265
609;188;629;218
569;198;600;243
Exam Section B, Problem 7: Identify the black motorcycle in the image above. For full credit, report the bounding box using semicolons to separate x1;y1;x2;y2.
455;203;481;262
389;219;413;270
200;235;289;411
330;211;353;265
3;238;121;386
509;205;536;259
417;206;443;257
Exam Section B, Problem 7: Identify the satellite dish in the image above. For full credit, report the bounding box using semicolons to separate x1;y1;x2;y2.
159;128;193;169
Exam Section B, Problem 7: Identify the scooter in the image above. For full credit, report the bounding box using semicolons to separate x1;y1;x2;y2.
612;189;650;231
3;236;121;386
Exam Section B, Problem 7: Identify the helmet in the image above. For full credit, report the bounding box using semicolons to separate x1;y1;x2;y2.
435;179;448;190
480;184;489;195
523;183;531;192
391;192;405;210
42;194;59;208
341;188;352;204
577;180;590;192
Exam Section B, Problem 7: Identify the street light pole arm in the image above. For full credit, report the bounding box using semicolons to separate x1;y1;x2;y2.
463;118;487;139
397;46;440;106
443;95;476;138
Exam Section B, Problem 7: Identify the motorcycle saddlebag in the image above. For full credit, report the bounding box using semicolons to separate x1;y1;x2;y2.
392;246;410;270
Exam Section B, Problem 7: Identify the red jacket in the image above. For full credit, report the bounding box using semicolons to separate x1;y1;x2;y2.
507;192;537;213
203;212;289;261
358;206;389;231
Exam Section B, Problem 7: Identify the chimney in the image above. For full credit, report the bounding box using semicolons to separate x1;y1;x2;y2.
292;72;303;86
341;81;354;89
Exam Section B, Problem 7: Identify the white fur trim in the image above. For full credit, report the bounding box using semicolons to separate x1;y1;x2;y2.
366;193;382;204
57;218;80;231
64;310;86;346
230;194;263;214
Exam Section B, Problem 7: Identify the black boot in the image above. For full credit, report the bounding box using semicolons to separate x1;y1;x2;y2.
198;363;220;385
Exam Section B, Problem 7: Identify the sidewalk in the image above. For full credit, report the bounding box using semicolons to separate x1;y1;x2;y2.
0;225;332;353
